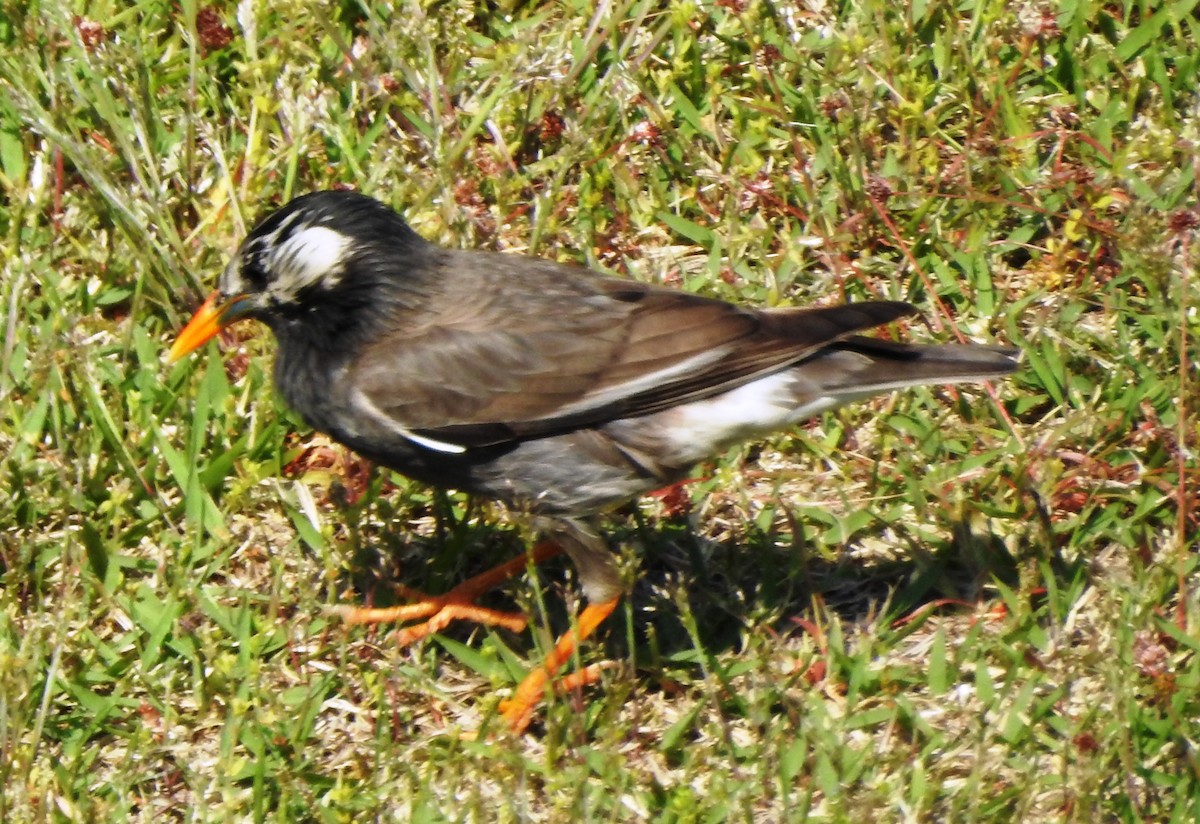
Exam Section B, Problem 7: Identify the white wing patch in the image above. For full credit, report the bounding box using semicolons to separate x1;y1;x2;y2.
547;345;734;420
348;386;468;454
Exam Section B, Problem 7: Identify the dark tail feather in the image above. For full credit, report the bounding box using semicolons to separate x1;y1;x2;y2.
811;335;1020;393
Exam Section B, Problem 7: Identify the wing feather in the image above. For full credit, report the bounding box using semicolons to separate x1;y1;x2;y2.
347;250;916;448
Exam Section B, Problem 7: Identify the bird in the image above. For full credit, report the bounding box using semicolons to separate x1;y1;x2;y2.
169;190;1018;733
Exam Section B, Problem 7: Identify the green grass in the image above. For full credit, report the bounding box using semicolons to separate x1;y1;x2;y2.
2;0;1198;820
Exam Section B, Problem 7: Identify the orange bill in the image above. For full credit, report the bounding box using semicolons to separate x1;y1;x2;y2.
168;291;257;363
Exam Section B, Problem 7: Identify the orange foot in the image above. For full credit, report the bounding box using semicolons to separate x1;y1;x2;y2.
499;596;621;734
329;541;562;645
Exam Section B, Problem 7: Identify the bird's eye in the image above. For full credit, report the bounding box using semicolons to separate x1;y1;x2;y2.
240;255;270;291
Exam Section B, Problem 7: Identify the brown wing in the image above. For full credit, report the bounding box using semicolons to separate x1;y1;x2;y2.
348;250;915;447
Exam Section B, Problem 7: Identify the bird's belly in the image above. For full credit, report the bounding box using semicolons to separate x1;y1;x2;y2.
330;427;661;518
464;432;669;517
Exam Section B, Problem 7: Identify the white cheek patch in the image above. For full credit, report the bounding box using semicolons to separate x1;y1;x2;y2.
269;226;352;295
218;256;246;295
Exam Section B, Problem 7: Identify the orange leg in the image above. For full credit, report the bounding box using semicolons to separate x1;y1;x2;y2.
553;661;618;695
499;596;621;734
329;541;562;645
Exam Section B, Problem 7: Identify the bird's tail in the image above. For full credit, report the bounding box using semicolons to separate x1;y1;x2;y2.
805;335;1020;395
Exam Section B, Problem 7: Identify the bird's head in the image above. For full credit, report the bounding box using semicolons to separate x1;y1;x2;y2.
169;191;425;362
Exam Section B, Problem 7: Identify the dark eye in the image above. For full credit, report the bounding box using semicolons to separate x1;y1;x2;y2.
240;251;270;291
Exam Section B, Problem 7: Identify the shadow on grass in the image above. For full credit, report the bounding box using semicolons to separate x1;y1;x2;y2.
328;492;1080;674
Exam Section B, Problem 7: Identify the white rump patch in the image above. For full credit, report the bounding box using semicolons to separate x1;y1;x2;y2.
653;371;842;465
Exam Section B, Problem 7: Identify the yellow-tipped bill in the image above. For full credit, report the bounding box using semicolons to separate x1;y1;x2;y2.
168;291;253;363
